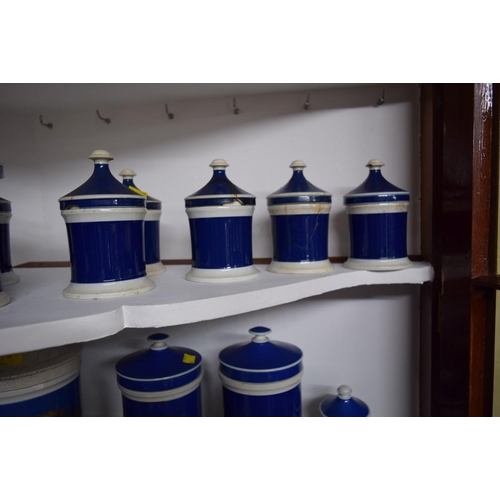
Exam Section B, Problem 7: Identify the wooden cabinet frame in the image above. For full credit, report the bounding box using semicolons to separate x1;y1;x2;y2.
420;83;498;416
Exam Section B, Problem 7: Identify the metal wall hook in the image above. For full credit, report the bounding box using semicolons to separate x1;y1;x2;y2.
165;104;174;119
233;98;240;115
96;109;111;124
303;93;311;110
376;89;385;106
39;115;53;129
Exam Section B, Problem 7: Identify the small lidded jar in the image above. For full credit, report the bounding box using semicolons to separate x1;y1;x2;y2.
218;326;303;417
115;333;203;417
0;164;20;287
343;159;412;271
267;160;333;274
319;385;370;417
119;169;166;276
59;150;156;299
184;159;259;283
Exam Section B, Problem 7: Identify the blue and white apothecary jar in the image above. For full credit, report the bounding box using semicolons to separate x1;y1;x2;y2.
0;164;20;287
218;326;303;417
184;159;259;283
59;150;156;299
116;333;203;417
343;159;412;271
0;344;82;417
319;385;370;417
119;169;166;276
267;160;334;274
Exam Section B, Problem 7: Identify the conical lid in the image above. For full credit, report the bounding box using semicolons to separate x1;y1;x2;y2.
119;169;161;209
319;385;370;417
219;327;302;372
344;159;409;205
185;159;255;207
116;333;202;382
59;150;146;202
267;160;331;205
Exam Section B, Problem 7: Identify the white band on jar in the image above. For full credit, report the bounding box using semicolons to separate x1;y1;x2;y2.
268;203;331;216
61;207;147;223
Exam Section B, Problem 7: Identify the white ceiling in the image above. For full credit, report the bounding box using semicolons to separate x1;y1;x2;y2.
0;83;375;112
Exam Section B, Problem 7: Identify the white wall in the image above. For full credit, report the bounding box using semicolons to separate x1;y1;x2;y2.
0;84;422;416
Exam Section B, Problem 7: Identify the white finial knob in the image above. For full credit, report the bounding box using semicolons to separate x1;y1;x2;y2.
210;159;229;169
337;385;352;400
366;159;384;170
89;150;114;163
290;160;307;170
147;333;169;350
119;169;137;179
249;326;271;343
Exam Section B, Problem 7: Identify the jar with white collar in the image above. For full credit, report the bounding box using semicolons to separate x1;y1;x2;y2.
184;159;259;283
59;150;155;299
119;169;166;276
343;159;412;271
115;333;203;417
218;326;303;417
267;160;334;274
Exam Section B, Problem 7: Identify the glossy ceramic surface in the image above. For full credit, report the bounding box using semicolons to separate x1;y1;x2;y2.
343;159;411;271
116;333;203;417
185;159;259;282
119;169;165;276
267;161;333;274
0;165;20;287
319;385;370;417
59;150;155;299
0;345;82;417
219;326;303;417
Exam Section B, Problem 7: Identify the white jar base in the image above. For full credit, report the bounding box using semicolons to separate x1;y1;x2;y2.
146;261;166;276
1;270;21;286
63;275;156;300
267;259;334;275
343;257;413;271
0;290;10;307
185;265;260;283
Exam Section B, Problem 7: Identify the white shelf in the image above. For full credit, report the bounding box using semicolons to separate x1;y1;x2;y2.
0;262;433;356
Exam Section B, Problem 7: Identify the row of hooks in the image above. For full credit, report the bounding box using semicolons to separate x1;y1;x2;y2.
39;90;386;129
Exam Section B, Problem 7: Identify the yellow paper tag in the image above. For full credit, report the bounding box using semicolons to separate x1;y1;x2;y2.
128;185;148;197
0;353;24;366
182;353;196;364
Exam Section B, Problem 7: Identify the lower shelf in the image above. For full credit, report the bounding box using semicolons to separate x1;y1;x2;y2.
0;262;433;356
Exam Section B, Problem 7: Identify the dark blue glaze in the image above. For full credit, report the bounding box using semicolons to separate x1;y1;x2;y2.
61;163;137;199
0;376;81;417
223;385;302;417
0;199;11;212
348;212;407;260
0;224;13;274
122;176;162;207
186;197;255;208
145;220;160;265
268;168;331;205
189;217;253;269
344;167;409;205
122;386;202;417
271;214;329;263
320;394;369;417
65;220;146;283
220;362;302;384
185;169;254;208
60;197;145;210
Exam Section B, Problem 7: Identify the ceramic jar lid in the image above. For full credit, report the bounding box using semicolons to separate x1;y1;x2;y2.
119;169;162;210
267;160;331;206
59;150;146;209
343;159;409;205
185;159;255;208
218;327;303;383
116;334;202;392
319;385;370;417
